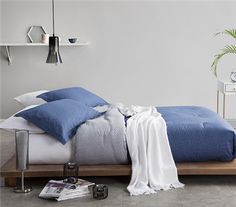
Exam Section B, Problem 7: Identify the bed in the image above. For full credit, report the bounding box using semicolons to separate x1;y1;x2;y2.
26;106;236;164
1;105;236;187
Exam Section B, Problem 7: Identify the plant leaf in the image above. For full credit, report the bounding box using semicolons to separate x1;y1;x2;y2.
211;44;236;77
214;29;236;40
224;29;236;40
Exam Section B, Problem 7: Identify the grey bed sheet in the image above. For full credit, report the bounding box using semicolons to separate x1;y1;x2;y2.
72;105;236;165
74;105;129;165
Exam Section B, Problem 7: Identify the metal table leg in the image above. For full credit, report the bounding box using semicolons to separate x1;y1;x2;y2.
223;93;226;119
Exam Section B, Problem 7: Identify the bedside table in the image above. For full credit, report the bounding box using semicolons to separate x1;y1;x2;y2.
217;80;236;118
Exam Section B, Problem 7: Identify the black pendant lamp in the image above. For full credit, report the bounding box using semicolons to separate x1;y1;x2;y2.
46;0;62;64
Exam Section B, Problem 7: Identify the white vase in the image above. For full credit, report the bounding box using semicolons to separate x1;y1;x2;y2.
41;34;50;44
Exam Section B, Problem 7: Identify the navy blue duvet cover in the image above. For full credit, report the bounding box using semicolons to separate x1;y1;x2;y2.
157;106;236;162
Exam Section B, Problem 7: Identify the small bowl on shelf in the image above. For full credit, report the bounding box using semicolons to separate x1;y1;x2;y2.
68;38;77;43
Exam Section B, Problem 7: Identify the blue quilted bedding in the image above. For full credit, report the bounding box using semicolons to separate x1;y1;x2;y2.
157;106;236;162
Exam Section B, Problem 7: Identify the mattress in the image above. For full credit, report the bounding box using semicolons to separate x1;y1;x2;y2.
158;106;236;162
29;106;236;164
29;133;72;164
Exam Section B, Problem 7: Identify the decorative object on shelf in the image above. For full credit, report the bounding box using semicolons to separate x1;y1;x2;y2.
211;29;236;77
230;70;236;82
68;38;77;43
46;0;62;64
41;33;50;44
14;130;32;193
92;184;108;200
27;26;47;43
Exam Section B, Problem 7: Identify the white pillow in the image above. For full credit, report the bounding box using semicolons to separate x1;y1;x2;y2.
14;90;48;107
0;105;45;134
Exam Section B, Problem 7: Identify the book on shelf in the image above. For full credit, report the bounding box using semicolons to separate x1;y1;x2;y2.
39;178;95;201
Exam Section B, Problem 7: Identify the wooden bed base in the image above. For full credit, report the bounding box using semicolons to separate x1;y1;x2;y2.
1;155;236;187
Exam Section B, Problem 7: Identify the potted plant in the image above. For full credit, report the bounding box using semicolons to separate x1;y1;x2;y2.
211;29;236;77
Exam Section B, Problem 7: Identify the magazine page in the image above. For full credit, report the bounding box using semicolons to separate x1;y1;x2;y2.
56;191;91;201
39;180;66;199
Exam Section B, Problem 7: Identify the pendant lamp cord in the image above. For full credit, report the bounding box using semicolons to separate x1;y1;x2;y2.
52;0;55;36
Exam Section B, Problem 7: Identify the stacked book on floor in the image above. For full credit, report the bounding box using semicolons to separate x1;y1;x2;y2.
39;179;94;201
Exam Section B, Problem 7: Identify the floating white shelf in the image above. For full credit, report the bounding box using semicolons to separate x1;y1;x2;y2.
0;42;90;65
0;42;89;46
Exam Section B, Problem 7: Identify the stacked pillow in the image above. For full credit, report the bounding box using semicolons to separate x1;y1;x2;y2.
37;87;107;107
12;87;108;144
0;105;44;133
15;99;101;144
14;87;108;107
14;90;48;107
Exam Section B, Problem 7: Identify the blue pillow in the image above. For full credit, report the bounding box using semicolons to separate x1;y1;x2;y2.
15;99;101;144
37;87;108;107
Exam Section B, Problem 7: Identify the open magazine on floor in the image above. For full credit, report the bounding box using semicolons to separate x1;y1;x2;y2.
39;178;95;201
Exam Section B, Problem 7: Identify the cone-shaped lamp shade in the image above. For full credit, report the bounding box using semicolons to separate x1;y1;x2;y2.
46;36;62;64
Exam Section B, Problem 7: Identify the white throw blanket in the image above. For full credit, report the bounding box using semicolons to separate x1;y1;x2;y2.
119;105;184;196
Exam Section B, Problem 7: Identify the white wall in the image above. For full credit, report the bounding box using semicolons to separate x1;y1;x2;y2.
0;60;1;118
0;0;236;119
0;1;2;119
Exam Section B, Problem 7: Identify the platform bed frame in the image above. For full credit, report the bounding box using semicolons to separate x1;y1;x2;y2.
1;155;236;187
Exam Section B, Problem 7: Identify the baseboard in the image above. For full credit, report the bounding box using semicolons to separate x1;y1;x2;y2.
226;119;236;129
